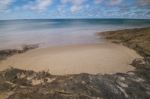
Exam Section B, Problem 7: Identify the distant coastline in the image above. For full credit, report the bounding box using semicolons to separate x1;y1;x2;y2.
1;18;150;21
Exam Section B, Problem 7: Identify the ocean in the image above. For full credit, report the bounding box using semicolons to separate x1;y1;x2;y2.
0;19;150;49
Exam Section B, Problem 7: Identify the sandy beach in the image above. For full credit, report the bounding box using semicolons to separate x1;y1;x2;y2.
0;42;141;75
0;27;149;99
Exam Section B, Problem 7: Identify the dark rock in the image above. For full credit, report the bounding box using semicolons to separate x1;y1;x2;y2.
22;44;39;52
0;44;39;61
100;27;150;57
0;67;149;99
0;81;12;92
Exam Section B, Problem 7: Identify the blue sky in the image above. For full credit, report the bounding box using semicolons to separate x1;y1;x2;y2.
0;0;150;19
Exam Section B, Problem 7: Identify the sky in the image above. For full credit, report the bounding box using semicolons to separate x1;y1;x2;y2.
0;0;150;19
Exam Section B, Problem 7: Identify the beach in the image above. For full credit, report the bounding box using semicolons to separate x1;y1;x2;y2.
0;27;149;99
0;20;146;74
0;42;141;75
0;0;150;97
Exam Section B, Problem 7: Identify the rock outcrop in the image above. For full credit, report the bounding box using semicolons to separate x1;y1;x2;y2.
0;44;39;60
100;27;150;57
0;61;149;99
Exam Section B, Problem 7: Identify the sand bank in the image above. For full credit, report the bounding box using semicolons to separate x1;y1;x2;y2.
0;43;141;75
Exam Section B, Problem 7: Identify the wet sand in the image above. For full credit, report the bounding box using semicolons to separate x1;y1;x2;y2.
0;42;141;75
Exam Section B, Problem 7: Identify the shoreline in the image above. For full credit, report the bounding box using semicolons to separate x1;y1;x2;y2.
0;42;140;75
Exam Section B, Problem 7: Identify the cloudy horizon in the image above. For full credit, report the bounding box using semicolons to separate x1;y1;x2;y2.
0;0;150;20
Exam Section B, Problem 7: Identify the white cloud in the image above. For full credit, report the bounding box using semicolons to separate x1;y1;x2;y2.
70;5;82;13
95;0;103;4
61;0;86;13
58;5;66;13
71;0;86;5
61;0;69;4
24;0;52;12
61;0;86;5
109;0;122;5
138;0;150;6
0;0;14;10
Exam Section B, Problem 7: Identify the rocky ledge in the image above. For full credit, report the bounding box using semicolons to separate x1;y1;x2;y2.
100;27;150;57
0;44;39;60
0;27;150;99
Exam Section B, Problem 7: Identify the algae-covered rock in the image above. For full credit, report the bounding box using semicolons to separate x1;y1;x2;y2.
100;27;150;57
0;44;39;61
0;66;149;99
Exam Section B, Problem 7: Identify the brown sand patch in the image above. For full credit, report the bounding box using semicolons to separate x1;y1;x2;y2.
0;43;141;75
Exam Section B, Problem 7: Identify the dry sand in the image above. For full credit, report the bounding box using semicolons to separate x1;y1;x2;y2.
0;43;141;75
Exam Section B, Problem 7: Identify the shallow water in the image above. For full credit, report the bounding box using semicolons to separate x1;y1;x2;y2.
0;19;150;49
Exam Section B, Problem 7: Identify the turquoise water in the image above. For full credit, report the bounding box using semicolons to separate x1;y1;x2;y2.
0;19;150;49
